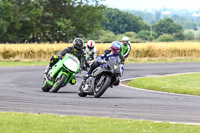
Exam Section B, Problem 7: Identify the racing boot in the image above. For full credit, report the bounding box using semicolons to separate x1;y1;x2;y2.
82;74;90;81
82;69;92;81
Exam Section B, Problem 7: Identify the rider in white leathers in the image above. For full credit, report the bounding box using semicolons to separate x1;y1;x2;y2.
84;40;98;68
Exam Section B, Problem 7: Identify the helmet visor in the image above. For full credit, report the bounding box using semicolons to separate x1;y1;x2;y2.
123;41;128;44
87;45;94;50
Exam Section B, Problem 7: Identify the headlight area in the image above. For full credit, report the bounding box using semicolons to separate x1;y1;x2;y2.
63;59;78;72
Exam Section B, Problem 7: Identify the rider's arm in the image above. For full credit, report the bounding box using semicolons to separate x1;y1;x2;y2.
93;48;98;60
83;43;87;50
57;47;71;56
80;51;86;68
123;43;131;58
120;55;125;65
97;49;110;61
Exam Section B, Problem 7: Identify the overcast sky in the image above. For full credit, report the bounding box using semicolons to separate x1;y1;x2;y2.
102;0;200;10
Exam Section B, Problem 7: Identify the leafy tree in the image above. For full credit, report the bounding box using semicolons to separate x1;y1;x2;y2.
103;8;150;34
99;30;116;43
153;18;184;40
55;18;75;42
158;34;175;42
0;0;44;42
0;0;105;43
116;34;124;42
154;18;183;36
115;32;140;42
195;30;200;40
0;19;9;39
185;31;195;40
0;0;13;41
137;30;158;41
70;1;105;39
173;32;185;41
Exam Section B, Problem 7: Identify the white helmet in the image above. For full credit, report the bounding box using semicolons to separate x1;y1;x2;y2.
122;36;129;41
87;40;95;50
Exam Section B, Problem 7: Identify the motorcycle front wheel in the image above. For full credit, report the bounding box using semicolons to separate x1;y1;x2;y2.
51;74;67;93
94;75;111;98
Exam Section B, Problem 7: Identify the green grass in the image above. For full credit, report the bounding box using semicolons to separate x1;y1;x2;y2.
127;73;200;95
0;58;200;67
0;112;200;133
0;61;48;67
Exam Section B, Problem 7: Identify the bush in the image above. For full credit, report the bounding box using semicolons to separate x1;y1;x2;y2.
137;30;158;41
123;32;144;43
98;30;116;43
184;30;195;40
174;32;185;40
2;49;16;59
158;34;175;42
116;34;124;42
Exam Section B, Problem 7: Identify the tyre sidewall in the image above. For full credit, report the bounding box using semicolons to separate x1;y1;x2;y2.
94;75;111;98
51;74;67;93
78;82;87;97
41;80;51;92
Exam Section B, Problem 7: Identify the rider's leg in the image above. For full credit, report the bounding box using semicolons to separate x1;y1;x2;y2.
44;64;51;74
87;61;99;75
83;61;99;80
44;55;59;74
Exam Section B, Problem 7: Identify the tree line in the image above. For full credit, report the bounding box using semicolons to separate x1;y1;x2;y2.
0;0;105;43
128;9;200;30
0;1;190;43
92;8;185;42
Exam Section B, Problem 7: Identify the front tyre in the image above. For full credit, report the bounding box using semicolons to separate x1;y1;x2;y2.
41;80;51;92
51;74;67;93
78;82;87;97
94;75;111;98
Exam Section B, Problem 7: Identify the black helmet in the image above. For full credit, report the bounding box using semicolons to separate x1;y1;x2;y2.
73;38;84;50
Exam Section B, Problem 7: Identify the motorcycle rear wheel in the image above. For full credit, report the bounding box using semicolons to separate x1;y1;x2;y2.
78;82;87;97
41;80;51;92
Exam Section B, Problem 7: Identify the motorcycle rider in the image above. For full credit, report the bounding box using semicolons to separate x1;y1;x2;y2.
83;40;97;69
83;41;124;85
121;36;131;59
44;38;86;85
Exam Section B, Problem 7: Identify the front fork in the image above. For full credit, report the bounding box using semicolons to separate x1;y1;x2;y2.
55;69;75;86
97;74;105;87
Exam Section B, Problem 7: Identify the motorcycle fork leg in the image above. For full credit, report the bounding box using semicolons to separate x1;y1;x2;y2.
97;74;105;87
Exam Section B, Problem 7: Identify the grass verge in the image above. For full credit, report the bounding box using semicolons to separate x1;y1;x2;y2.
1;58;200;67
0;112;200;133
127;73;200;95
0;60;48;67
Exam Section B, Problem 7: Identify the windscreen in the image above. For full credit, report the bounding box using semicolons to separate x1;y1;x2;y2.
109;56;120;65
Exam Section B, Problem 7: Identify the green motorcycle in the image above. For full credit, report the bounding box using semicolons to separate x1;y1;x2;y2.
41;53;80;93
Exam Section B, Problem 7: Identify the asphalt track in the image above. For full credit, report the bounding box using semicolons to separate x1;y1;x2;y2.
1;63;200;124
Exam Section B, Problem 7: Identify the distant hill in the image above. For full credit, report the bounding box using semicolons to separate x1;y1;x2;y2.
123;9;200;30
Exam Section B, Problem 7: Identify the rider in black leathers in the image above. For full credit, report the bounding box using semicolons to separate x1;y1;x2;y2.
44;38;86;85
